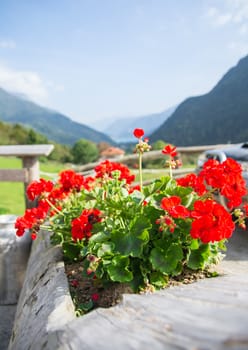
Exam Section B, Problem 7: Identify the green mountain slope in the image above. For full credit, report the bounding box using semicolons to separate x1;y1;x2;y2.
150;55;248;146
0;88;114;145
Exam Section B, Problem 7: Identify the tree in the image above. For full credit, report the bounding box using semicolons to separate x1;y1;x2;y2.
152;140;167;150
48;143;73;163
72;139;99;164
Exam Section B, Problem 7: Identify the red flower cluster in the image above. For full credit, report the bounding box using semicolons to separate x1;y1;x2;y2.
190;199;235;243
176;173;207;196
161;196;190;219
71;209;102;241
158;196;190;233
200;158;247;209
27;178;54;201
15;169;91;239
15;200;50;238
94;160;135;185
58;169;85;192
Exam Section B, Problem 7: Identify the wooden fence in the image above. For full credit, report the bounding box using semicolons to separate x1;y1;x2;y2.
0;142;235;208
0;145;54;209
76;143;234;173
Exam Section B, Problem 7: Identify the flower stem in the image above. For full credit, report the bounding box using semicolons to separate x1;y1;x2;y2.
169;164;172;178
169;157;173;178
139;152;143;192
45;198;64;215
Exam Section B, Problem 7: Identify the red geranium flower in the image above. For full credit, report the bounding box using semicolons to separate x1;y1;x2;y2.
161;196;190;219
128;184;141;194
176;173;207;196
71;208;102;241
95;160;135;185
190;199;235;243
27;178;54;201
162;144;177;157
58;169;85;192
161;196;181;210
133;128;144;139
200;158;247;209
14;199;49;239
243;203;248;216
220;158;247;209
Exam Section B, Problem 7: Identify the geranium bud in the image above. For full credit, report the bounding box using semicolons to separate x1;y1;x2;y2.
71;279;79;288
31;232;37;240
91;293;99;302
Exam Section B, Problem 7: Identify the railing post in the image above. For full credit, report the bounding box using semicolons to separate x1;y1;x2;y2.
22;156;40;209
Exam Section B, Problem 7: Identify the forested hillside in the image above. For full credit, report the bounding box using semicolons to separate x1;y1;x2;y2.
0;87;114;145
150;55;248;146
0;121;72;162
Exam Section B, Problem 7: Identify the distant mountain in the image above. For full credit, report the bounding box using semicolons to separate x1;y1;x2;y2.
150;55;248;146
90;106;176;142
0;87;114;145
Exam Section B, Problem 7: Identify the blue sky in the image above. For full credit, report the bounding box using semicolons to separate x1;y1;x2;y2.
0;0;248;126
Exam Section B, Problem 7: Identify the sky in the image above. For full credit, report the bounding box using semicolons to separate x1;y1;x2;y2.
0;0;248;127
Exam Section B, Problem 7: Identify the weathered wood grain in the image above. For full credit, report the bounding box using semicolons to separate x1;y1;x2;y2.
0;144;54;157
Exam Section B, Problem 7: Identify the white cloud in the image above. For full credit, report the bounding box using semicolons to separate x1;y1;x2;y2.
228;0;248;23
206;1;248;28
46;81;65;92
239;23;248;35
206;7;232;26
227;40;248;56
0;63;48;104
0;39;16;49
0;63;65;106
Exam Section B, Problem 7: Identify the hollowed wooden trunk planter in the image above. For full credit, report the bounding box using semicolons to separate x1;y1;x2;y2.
8;229;248;350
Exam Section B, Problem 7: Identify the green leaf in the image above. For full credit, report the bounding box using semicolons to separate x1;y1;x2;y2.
187;244;211;270
80;246;88;258
112;217;151;257
217;240;227;251
143;176;173;197
62;242;81;261
149;271;168;288
149;243;183;274
89;231;110;243
171;261;183;276
77;300;94;312
106;256;133;282
190;239;199;250
97;242;115;257
153;238;171;250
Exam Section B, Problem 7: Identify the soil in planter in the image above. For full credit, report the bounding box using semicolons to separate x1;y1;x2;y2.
65;261;215;316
